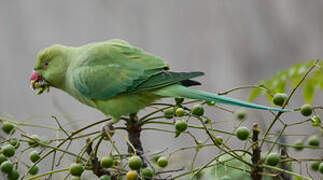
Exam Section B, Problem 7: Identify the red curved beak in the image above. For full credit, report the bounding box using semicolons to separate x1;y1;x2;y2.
29;70;42;82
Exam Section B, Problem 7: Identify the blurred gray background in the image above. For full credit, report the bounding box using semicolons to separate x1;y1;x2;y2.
0;1;322;179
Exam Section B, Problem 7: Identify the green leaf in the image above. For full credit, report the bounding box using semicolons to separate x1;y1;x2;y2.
303;80;315;103
247;87;263;102
248;59;322;104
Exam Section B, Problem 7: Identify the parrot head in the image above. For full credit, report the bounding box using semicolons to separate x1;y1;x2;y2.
30;45;69;94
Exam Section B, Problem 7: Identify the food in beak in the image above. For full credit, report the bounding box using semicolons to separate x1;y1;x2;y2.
30;70;50;95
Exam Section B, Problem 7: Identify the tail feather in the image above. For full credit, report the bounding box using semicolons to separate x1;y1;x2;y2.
153;84;290;112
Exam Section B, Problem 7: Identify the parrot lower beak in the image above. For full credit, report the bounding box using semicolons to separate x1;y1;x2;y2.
30;70;50;95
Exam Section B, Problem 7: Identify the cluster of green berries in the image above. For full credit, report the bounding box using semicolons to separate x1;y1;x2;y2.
125;155;161;180
293;135;320;151
0;122;21;180
164;102;205;118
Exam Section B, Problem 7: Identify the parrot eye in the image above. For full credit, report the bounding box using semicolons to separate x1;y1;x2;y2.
44;61;50;68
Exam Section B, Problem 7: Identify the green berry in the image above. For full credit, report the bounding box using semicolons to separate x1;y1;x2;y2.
300;104;312;117
175;119;188;132
205;101;215;106
215;136;223;145
0;154;7;164
311;115;321;126
128;156;142;170
70;176;81;180
192;104;204;116
236;126;250;141
320;162;323;174
293;176;302;180
164;107;175;119
152;154;160;162
28;165;39;175
0;160;13;173
29;151;40;163
175;108;185;117
126;170;138;180
39;136;49;147
157;157;168;168
220;176;231;180
2;144;15;157
175;97;184;104
7;169;19;180
100;156;114;168
307;135;320;147
293;139;304;151
69;163;84;176
1;122;15;134
265;152;280;166
141;167;154;179
27;135;40;147
234;109;246;120
273;93;287;106
99;175;111;180
311;161;320;171
9;139;20;149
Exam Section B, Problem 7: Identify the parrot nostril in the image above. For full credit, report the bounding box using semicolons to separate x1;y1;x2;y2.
30;70;42;81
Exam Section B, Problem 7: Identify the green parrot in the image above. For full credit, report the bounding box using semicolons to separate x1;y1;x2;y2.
30;39;288;120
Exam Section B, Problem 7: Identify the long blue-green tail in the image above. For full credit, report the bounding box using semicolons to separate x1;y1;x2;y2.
153;84;290;112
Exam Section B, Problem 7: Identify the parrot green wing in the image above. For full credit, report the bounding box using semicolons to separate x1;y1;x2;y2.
72;39;203;100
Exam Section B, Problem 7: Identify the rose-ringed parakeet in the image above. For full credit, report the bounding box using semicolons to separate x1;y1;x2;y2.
30;39;288;120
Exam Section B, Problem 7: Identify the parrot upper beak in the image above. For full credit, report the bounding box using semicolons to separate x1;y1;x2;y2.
30;70;42;82
30;70;50;95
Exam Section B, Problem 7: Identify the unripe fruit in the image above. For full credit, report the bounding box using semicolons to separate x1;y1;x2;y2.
128;156;142;170
0;154;7;164
164;107;175;119
215;136;223;145
69;163;84;176
9;139;20;149
307;135;320;147
192;104;204;116
175;108;185;117
7;169;19;180
0;161;13;173
220;176;231;180
320;162;323;174
310;161;320;171
300;104;312;117
311;115;321;126
273;93;287;106
29;151;40;163
152;155;160;162
1;122;15;134
70;176;81;180
265;152;280;166
27;135;40;147
293;139;304;151
175;119;188;132
100;156;114;168
157;157;168;168
28;165;39;175
126;170;138;180
236;126;250;141
293;176;302;180
141;167;154;179
206;101;215;106
234;109;246;120
99;175;111;180
2;144;15;157
175;97;184;104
